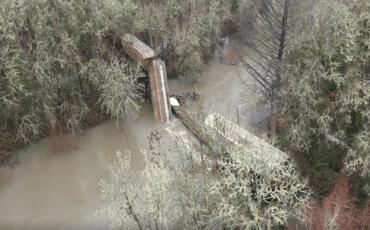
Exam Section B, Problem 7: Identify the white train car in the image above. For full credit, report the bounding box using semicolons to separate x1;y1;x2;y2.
204;113;289;173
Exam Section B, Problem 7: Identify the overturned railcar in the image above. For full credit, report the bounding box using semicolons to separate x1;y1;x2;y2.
121;34;155;68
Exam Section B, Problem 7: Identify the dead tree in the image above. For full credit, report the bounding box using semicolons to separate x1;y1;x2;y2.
239;0;300;97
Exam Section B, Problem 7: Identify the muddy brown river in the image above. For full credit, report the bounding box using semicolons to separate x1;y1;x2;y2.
0;39;267;229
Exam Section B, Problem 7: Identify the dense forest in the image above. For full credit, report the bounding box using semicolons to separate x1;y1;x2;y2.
0;0;369;229
0;0;222;151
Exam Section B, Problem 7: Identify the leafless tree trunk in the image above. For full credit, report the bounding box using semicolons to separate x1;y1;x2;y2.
239;0;300;97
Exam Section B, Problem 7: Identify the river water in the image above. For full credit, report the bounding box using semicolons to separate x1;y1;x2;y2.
0;39;267;229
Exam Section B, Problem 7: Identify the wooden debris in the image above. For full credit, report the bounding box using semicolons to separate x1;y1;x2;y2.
170;94;217;152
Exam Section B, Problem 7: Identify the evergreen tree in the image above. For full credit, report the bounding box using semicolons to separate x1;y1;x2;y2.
276;0;369;199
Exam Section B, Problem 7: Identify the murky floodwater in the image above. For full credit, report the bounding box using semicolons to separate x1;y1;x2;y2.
0;38;267;229
0;122;142;229
168;41;268;131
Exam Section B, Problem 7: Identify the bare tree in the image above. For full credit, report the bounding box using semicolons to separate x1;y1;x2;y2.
239;0;301;97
